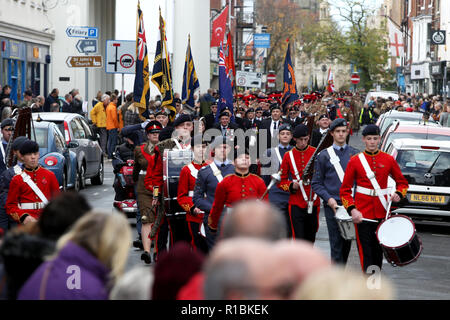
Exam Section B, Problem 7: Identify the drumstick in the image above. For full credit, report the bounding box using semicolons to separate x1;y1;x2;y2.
362;218;378;223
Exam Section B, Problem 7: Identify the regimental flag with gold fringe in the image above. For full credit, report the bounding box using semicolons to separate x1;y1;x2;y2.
281;42;299;110
151;8;176;122
133;1;150;119
181;35;200;109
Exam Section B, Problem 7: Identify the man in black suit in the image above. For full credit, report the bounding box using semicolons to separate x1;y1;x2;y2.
244;108;261;130
286;106;305;128
234;107;248;130
213;110;239;136
254;107;264;122
204;101;218;130
259;104;288;149
310;114;330;147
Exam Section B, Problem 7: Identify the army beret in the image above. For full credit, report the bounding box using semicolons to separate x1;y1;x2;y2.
158;126;175;141
245;108;255;114
255;107;263;112
155;109;169;117
1;118;14;129
219;111;231;118
318;114;329;120
12;136;29;151
263;110;271;117
330;118;348;131
270;103;281;112
174;98;182;104
293;124;309;138
19;140;39;155
145;120;163;134
173;114;192;127
362;124;380;136
278;124;292;133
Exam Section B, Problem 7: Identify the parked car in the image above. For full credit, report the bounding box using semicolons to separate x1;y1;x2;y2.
376;110;439;136
380;122;450;151
32;112;104;188
386;138;450;225
364;91;399;106
32;120;79;191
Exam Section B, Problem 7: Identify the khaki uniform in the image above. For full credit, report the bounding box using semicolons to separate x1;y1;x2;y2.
133;142;156;223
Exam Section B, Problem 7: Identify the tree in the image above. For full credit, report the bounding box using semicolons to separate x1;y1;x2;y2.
299;0;390;91
255;0;302;76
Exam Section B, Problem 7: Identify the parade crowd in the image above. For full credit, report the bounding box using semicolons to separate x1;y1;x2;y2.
0;83;449;300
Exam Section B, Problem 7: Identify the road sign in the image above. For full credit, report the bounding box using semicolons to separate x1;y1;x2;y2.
351;74;360;84
236;71;262;88
66;26;98;38
105;40;136;74
254;34;271;48
76;39;98;54
267;73;276;83
66;56;103;68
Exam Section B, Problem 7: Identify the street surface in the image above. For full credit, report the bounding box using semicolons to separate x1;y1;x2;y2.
80;132;450;300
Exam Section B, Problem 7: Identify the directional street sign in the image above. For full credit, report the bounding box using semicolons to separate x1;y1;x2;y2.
105;40;136;74
66;26;98;39
76;39;98;54
66;56;103;68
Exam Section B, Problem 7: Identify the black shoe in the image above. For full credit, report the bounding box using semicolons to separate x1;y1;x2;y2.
141;251;151;264
133;237;143;250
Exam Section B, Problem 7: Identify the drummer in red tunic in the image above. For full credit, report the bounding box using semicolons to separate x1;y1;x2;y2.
278;124;321;243
208;147;268;233
177;135;209;253
340;124;408;272
6;140;60;225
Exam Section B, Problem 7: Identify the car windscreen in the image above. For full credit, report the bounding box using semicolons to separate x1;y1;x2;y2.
380;117;436;134
396;150;450;187
385;133;450;149
50;121;65;137
34;127;48;149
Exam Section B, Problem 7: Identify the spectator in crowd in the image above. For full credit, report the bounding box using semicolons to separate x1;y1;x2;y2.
293;266;394;300
152;242;204;300
431;102;442;122
155;109;169;128
0;85;11;102
1;192;91;300
439;103;450;127
91;94;109;157
1;98;12;121
70;89;80;99
18;211;131;300
30;96;43;113
220;200;287;241
92;91;102;108
109;266;153;300
43;88;60;112
71;95;84;115
61;94;72;113
119;93;134;128
124;102;143;127
106;94;120;159
18;90;33;109
50;103;60;112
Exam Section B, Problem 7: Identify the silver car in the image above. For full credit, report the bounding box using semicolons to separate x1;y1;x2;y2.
32;112;104;188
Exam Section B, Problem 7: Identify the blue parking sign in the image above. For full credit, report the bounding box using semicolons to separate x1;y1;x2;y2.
254;34;271;48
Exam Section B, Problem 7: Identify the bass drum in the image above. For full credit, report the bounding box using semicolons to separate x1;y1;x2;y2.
376;215;423;267
163;149;193;244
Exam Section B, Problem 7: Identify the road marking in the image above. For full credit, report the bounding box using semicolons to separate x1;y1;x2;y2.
93;192;99;196
420;254;450;261
103;189;108;192
432;234;450;238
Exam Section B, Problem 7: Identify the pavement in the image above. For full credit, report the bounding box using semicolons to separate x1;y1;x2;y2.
80;134;450;300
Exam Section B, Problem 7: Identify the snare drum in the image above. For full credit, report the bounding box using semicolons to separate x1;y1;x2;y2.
376;215;423;267
335;206;356;241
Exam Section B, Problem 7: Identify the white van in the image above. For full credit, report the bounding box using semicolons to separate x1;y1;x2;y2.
364;91;399;105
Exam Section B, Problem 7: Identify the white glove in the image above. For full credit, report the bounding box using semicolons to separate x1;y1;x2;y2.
141;120;150;129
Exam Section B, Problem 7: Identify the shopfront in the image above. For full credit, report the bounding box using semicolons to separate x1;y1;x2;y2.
0;38;49;104
430;61;448;96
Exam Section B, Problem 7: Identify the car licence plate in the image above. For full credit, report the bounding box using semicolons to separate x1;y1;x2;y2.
410;194;446;204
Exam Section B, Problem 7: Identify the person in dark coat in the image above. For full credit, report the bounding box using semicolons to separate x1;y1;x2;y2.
17;211;131;300
212;110;239;136
310;114;330;148
204;101;218;130
259;104;289;149
43;88;60;113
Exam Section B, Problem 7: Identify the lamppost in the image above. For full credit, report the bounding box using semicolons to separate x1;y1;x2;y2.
321;64;327;90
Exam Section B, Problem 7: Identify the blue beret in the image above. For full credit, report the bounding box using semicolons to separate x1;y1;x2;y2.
12;136;29;151
362;124;380;136
1;118;13;129
330;118;348;131
278;123;292;133
293;124;309;138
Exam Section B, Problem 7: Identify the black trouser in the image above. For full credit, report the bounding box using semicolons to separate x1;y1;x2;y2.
188;221;209;255
289;205;319;243
355;220;384;272
204;213;218;250
273;201;291;238
167;215;191;245
324;204;351;264
154;216;170;259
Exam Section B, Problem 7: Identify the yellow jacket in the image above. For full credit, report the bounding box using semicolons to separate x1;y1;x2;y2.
90;101;107;128
106;102;119;130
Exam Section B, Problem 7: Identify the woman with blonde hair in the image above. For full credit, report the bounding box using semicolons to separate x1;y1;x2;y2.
18;211;131;300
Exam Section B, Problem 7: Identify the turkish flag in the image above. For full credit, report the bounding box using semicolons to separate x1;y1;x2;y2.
211;6;228;47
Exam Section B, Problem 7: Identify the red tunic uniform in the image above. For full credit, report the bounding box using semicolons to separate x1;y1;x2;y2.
6;166;60;223
177;161;208;223
143;146;159;194
340;150;409;219
208;172;268;230
278;146;321;209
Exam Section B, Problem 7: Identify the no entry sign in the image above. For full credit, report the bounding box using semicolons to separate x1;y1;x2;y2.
351;74;360;84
